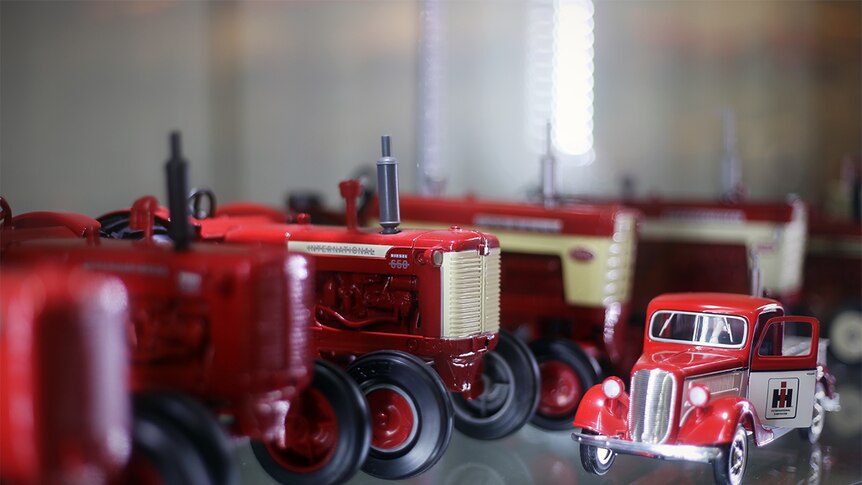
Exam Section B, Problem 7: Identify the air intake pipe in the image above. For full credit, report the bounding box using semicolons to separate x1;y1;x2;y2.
165;131;192;251
377;135;401;234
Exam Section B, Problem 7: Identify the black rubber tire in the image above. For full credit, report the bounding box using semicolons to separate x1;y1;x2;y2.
451;331;540;440
134;393;237;485
251;360;372;485
126;410;209;485
578;429;616;476
97;211;171;241
528;339;598;430
348;351;454;480
128;393;236;485
713;425;748;485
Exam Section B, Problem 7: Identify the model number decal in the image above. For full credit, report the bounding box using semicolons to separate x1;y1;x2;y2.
290;242;392;259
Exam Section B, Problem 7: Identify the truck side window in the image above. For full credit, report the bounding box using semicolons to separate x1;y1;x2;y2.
758;324;779;356
754;309;783;356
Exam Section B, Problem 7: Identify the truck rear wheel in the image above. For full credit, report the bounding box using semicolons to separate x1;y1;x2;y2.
713;424;748;485
252;360;371;485
348;351;453;480
125;393;236;485
828;306;862;365
798;383;826;444
451;330;540;440
528;339;598;430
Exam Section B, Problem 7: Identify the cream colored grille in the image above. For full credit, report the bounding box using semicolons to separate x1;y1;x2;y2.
441;248;499;338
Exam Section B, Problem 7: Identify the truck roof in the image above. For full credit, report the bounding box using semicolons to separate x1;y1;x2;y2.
647;292;782;318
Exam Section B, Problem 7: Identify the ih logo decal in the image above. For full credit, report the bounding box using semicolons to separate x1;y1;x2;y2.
765;378;798;419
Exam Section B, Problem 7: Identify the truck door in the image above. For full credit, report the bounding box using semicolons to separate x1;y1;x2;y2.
748;316;819;428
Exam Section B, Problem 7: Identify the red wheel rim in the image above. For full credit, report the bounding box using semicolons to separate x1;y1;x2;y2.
366;385;418;452
120;451;166;485
538;360;583;417
266;388;339;473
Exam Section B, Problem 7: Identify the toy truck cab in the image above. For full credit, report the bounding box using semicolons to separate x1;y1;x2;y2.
572;292;840;485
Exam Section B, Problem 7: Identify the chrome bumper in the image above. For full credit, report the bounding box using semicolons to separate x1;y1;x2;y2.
571;430;723;464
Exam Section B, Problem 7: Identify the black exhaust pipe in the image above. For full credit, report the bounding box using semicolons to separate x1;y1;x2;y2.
165;131;191;251
377;135;401;234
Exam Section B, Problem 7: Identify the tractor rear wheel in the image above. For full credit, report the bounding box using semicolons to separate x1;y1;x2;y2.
451;331;540;440
348;351;453;480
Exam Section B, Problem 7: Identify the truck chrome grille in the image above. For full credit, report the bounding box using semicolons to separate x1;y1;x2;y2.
442;248;499;338
629;369;676;444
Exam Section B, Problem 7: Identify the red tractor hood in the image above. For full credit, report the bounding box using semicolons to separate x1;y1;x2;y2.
633;348;746;379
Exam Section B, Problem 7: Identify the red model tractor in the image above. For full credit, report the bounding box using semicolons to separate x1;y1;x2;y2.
393;195;640;430
799;213;862;365
1;137;372;485
98;135;541;480
622;198;808;316
573;292;840;485
1;266;131;485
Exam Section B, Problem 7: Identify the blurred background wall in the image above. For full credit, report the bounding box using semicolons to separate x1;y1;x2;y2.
1;0;859;216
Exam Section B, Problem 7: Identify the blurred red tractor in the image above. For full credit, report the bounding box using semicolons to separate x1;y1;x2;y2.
1;266;130;485
1;137;371;485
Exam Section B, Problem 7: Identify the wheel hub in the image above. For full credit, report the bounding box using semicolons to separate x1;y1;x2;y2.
538;360;582;417
366;384;419;452
268;388;338;473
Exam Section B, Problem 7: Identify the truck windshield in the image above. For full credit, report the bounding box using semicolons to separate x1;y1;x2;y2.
649;311;747;348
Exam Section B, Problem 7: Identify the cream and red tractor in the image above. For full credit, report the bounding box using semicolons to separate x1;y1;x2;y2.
572;292;840;485
98;135;541;480
392;194;639;430
625;199;808;316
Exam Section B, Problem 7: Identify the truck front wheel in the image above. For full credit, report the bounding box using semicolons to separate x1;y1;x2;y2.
251;360;371;485
450;331;540;440
713;424;748;485
579;429;615;475
348;351;453;480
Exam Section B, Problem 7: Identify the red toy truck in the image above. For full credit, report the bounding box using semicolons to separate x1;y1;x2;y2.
572;292;840;485
99;135;540;480
1;267;130;485
393;194;639;430
1;138;372;485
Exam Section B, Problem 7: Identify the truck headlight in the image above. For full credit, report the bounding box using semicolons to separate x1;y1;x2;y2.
602;376;625;399
688;385;711;408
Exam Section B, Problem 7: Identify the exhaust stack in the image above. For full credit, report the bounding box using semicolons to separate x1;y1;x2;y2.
540;121;558;208
165;131;192;251
377;135;401;234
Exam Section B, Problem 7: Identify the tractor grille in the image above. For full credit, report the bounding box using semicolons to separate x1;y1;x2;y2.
628;369;676;444
441;248;500;338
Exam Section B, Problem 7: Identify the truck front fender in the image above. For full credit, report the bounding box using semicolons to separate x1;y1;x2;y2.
572;384;629;437
678;396;770;446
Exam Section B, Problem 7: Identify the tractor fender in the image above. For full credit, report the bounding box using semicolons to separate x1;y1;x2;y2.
572;383;629;437
678;396;768;446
